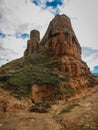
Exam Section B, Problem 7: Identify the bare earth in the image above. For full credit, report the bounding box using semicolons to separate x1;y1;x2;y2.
0;85;98;130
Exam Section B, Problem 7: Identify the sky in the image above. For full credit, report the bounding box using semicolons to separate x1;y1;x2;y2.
0;0;98;73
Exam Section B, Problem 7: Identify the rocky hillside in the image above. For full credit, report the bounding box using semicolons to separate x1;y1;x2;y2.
0;85;98;130
0;14;97;102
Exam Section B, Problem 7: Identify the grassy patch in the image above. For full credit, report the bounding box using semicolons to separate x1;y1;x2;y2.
60;74;70;82
88;75;98;87
59;103;80;114
55;86;73;95
0;55;68;98
1;66;61;97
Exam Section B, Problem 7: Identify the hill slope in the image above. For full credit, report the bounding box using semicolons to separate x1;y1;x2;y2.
0;85;98;130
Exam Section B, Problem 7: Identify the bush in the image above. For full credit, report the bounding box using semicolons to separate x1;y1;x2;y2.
88;75;98;87
55;86;73;95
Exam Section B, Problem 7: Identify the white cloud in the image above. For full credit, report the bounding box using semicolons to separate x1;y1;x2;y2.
47;0;54;2
59;0;98;50
82;52;98;71
82;47;98;71
0;0;54;36
0;0;54;66
0;36;27;65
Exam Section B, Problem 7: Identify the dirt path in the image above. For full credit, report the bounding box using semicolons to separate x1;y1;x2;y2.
0;86;98;130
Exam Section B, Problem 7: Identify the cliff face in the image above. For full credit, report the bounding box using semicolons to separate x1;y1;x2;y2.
40;14;81;59
39;14;90;77
24;14;90;77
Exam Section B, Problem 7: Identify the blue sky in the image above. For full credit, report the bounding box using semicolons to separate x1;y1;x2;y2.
32;0;63;8
16;33;29;39
0;0;98;73
0;33;6;38
93;66;98;73
32;0;64;14
46;0;63;8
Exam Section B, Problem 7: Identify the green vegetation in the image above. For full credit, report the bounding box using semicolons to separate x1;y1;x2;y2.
0;55;70;98
55;85;73;95
87;75;98;87
59;103;80;114
60;74;70;82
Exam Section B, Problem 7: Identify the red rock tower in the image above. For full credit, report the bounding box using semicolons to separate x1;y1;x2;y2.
39;14;90;76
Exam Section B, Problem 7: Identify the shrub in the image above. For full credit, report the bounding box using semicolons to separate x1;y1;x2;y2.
88;75;98;87
59;103;80;114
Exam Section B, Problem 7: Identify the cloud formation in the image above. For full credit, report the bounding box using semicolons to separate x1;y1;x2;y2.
0;36;27;66
0;0;54;36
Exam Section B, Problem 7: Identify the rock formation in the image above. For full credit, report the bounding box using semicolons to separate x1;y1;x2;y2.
39;14;90;77
40;14;81;59
24;15;90;77
24;30;40;56
0;14;95;103
28;14;92;101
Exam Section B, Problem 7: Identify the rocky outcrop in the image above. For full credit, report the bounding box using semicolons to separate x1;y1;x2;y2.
39;14;90;77
60;56;90;77
24;14;90;77
40;14;81;59
24;30;40;56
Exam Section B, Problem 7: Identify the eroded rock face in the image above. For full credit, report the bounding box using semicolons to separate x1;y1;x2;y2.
40;14;81;59
24;30;40;56
31;84;56;101
39;14;90;76
60;56;90;76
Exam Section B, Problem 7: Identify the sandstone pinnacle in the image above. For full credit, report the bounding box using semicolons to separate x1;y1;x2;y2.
24;30;40;56
40;14;81;59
